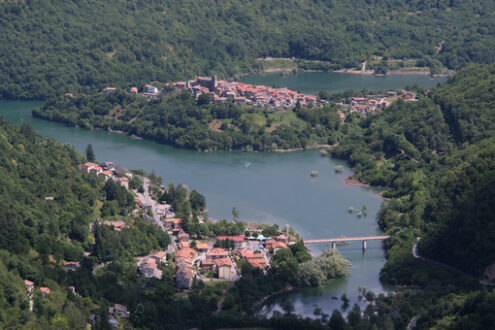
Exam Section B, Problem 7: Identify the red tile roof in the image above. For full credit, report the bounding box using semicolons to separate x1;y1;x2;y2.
217;235;244;242
215;258;232;268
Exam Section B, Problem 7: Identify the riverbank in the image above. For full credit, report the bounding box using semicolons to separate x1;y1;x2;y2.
273;144;333;153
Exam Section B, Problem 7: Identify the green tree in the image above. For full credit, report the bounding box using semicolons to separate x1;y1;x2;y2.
85;144;95;162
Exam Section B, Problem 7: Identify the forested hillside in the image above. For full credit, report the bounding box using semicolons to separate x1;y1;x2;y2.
2;0;495;99
330;64;495;278
0;118;170;328
327;64;495;327
32;90;341;151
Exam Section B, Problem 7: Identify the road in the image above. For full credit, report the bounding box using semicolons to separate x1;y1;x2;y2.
412;239;478;280
135;177;165;231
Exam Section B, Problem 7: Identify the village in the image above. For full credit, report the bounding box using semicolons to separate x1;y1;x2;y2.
104;75;319;109
20;160;292;327
342;89;418;115
102;75;418;118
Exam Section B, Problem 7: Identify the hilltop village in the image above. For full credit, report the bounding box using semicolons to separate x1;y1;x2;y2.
58;161;291;327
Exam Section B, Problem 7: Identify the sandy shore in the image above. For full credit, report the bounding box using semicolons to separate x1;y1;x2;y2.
344;176;373;188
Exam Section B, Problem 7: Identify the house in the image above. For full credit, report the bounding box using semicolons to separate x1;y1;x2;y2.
79;162;96;174
102;220;129;232
118;176;129;190
64;261;80;271
178;233;189;243
173;81;187;89
40;287;51;295
144;84;159;94
175;248;197;261
176;264;194;289
24;280;34;293
178;242;189;250
265;239;287;251
109;304;130;319
165;218;182;228
89;166;103;175
98;170;113;181
212;94;228;104
239;249;267;269
215;258;233;280
196;243;208;252
103;87;117;94
215;258;233;281
102;161;115;170
68;286;77;295
206;248;229;260
246;254;267;269
149;251;167;264
130;87;138;94
234;96;247;105
172;227;181;236
114;166;133;179
217;235;245;248
200;259;216;271
139;258;163;279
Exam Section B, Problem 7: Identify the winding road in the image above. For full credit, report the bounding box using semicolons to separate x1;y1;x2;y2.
412;239;478;280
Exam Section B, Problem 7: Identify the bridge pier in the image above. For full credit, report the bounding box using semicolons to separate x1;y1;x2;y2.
362;240;367;251
331;242;336;250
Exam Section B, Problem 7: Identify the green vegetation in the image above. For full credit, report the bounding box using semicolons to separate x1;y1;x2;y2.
33;90;340;151
299;249;351;287
2;0;495;99
0;118;170;327
325;64;495;327
0;116;347;329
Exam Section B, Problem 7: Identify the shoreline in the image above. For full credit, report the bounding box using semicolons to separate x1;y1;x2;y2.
243;67;451;78
344;176;388;200
246;285;296;315
273;144;333;152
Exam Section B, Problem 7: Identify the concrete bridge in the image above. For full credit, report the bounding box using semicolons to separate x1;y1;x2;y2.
303;235;390;250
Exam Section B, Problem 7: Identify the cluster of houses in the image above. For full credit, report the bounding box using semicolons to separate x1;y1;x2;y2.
161;212;290;289
164;75;318;108
102;75;319;109
79;161;133;190
344;90;417;115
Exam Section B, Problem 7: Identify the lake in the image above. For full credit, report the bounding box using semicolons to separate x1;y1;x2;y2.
240;71;447;95
0;72;441;318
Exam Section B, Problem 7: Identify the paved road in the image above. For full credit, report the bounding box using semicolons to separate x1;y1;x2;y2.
136;177;165;232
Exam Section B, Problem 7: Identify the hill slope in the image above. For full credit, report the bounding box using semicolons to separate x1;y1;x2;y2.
2;0;495;99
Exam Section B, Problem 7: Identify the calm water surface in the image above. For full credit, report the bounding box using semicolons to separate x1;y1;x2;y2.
0;99;386;318
6;72;442;317
240;71;447;95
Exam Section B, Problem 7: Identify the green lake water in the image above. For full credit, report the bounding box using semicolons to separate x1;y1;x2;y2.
0;73;443;318
240;71;447;95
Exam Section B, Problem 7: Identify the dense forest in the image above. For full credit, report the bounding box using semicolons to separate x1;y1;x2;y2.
325;64;495;327
33;90;340;151
329;64;495;277
2;0;495;99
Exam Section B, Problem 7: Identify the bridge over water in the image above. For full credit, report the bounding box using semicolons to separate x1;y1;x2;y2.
303;235;390;250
